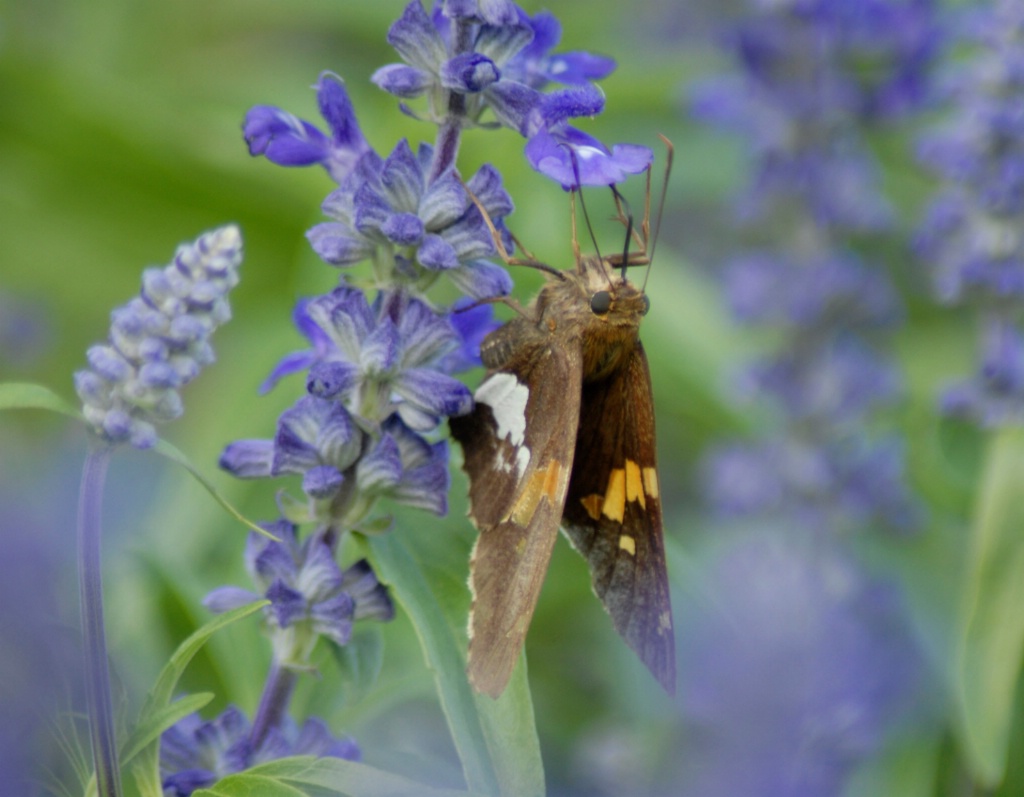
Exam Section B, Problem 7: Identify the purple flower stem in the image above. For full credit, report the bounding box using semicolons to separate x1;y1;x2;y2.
77;443;123;797
428;16;474;183
249;658;299;749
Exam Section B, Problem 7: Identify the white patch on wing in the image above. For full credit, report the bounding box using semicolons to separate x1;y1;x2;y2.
475;372;531;478
475;373;528;445
515;447;530;478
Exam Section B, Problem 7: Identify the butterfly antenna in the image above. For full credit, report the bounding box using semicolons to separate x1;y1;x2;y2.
568;149;614;288
642;135;674;293
460;175;565;280
611;185;634;280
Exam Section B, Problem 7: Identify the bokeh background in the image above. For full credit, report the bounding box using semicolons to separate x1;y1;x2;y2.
2;0;1021;795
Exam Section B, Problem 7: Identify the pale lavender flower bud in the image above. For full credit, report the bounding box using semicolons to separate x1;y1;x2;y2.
75;225;243;448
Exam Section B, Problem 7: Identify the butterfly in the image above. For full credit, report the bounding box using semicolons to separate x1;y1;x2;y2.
449;150;675;697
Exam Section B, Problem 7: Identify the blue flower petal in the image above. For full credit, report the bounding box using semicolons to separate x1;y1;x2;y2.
202;586;262;614
340;559;395;621
307;360;359;399
387;1;447;73
311;592;355;646
533;84;605;128
541;51;616;85
440;299;500;371
441;53;500;93
307;222;375;266
444;0;518;25
243;106;329;165
418;234;461;270
307;288;375;359
475;20;535;66
316;73;367;153
449;258;514;300
357;434;403;493
525;126;652;188
371;63;433;98
420;171;470;230
394;368;474;417
266;579;306;628
273;396;360;474
395;297;461;365
466;163;514;218
259;350;316;395
484;80;542;135
379;139;425;212
302;464;344;499
360;318;401;373
381;211;425;246
297;539;344;600
292;718;361;760
219;439;275;478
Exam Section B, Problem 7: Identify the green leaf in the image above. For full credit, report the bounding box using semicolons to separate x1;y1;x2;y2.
153;438;278;540
195;756;485;797
844;732;940;797
129;601;268;797
473;662;543;797
195;773;307;797
120;692;213;766
367;532;544;796
953;426;1024;786
0;381;81;418
330;626;385;705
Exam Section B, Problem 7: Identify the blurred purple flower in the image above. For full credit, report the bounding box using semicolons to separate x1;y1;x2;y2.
679;531;924;797
916;0;1024;426
161;706;359;797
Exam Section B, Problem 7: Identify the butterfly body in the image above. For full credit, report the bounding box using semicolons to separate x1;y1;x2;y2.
450;251;675;698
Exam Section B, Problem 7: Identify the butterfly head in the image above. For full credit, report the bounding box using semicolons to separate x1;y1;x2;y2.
578;253;650;325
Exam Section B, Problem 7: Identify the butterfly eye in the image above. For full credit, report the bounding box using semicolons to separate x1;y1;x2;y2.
641;295;651;315
590;290;612;315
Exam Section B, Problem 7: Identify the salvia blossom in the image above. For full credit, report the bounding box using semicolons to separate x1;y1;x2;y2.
690;0;939;225
692;0;937;535
161;1;655;789
161;706;359;797
916;0;1024;426
687;2;936;790
204;520;393;666
74;225;242;449
679;531;921;797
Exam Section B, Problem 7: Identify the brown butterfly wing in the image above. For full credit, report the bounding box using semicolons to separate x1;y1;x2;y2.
562;341;676;693
450;336;583;697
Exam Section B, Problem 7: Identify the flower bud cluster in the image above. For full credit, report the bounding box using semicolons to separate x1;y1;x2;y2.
75;225;242;448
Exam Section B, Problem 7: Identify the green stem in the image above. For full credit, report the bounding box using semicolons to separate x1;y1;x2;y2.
78;443;123;797
249;657;298;749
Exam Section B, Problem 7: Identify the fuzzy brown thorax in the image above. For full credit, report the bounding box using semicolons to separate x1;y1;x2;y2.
531;255;649;383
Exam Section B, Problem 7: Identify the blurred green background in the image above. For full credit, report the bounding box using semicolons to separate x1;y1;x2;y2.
1;1;1016;796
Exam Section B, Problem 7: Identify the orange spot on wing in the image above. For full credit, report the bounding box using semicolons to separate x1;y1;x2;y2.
625;459;646;509
580;493;603;521
643;467;659;500
601;468;626;522
508;460;566;525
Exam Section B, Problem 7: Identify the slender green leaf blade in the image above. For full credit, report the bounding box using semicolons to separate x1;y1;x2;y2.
120;692;213;767
194;773;307;797
473;658;543;797
367;533;499;795
0;381;81;418
130;601;267;797
954;426;1024;785
211;756;485;797
368;529;544;797
153;438;277;539
149;601;268;710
